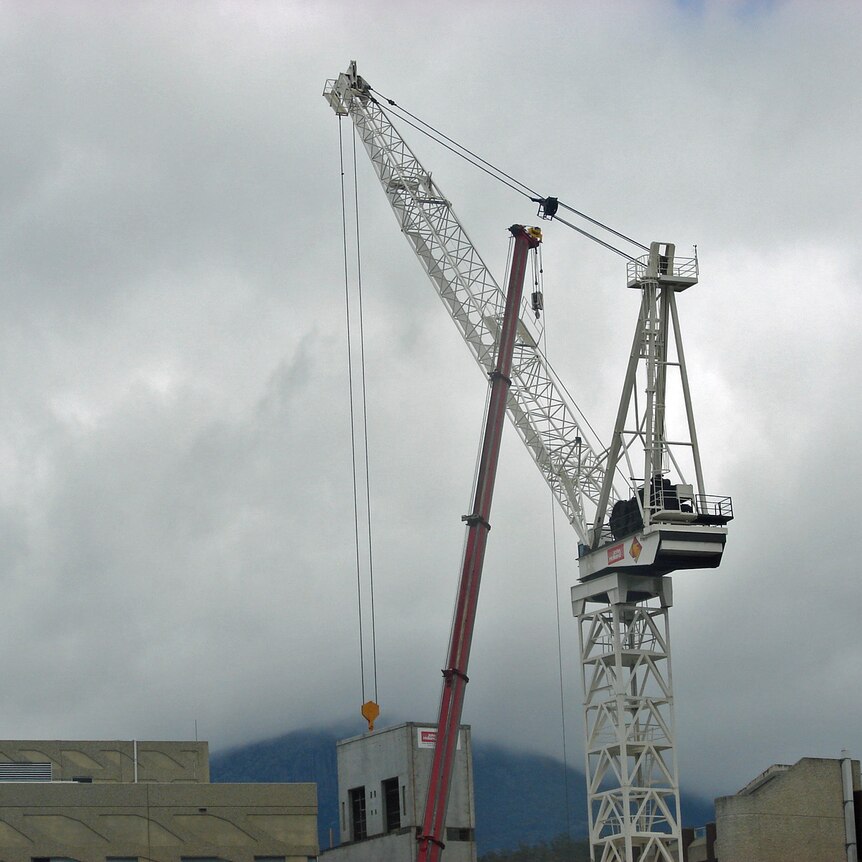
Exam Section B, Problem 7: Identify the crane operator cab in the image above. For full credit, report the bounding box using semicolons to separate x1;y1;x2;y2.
578;485;732;580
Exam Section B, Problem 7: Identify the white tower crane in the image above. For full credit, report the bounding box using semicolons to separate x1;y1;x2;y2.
324;62;732;862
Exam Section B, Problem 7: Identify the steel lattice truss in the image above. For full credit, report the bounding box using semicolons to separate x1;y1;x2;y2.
578;590;681;862
325;72;618;545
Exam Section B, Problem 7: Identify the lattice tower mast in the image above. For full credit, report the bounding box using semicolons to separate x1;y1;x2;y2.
324;63;732;862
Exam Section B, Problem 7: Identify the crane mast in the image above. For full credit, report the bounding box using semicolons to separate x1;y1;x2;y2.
325;62;732;862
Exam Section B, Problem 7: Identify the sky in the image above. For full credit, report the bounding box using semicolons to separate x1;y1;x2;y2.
1;0;861;811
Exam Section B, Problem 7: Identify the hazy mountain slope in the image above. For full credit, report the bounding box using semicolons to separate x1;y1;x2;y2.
210;727;714;854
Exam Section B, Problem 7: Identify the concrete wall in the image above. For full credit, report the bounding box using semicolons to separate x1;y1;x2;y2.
0;782;319;862
323;828;422;862
683;822;716;862
0;740;209;784
0;741;318;862
714;757;860;862
324;723;475;862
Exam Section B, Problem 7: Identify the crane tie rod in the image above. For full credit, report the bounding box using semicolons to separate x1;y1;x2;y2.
369;88;649;259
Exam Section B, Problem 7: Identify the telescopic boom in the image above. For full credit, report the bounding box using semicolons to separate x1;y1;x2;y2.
417;225;542;862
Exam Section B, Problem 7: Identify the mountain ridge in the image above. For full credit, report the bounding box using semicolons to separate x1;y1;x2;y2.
209;725;713;854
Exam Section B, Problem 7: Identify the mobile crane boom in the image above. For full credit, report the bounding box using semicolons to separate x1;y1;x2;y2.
418;225;542;862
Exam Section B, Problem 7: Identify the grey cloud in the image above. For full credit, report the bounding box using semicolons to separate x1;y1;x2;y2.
0;0;860;806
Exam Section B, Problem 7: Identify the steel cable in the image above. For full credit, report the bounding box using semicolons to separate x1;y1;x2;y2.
371;89;647;259
351;126;380;704
338;116;368;707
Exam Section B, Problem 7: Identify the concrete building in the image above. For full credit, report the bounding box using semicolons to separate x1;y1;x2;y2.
683;755;861;862
0;739;318;862
321;722;476;862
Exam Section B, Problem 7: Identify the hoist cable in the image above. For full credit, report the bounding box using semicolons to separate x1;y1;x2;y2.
373;88;539;198
537;260;574;840
371;91;647;259
338;116;367;706
376;99;531;200
549;483;573;839
556;201;649;253
351;126;380;704
552;213;638;262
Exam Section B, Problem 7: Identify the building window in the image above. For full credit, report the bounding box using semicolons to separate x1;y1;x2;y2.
446;827;474;842
348;786;367;841
382;777;400;832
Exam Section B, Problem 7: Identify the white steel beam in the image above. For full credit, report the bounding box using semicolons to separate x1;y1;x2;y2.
573;573;681;862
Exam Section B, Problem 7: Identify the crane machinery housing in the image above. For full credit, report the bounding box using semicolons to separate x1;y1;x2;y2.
324;61;733;862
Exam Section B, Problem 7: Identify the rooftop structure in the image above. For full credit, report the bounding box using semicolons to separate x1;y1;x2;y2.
0;739;318;862
684;755;861;862
322;722;475;862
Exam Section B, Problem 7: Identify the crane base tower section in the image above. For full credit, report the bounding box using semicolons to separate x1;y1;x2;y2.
572;573;682;862
322;722;476;862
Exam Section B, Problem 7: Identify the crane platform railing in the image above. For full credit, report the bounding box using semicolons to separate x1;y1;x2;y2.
594;484;733;549
626;251;699;286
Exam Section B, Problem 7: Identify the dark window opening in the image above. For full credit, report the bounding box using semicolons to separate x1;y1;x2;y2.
446;827;474;842
382;776;400;832
349;786;367;841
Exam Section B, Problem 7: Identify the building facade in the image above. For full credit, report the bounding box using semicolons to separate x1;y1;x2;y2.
321;722;476;862
684;756;861;862
0;739;318;862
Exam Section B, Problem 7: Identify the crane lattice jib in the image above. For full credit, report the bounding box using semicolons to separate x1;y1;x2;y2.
325;67;619;546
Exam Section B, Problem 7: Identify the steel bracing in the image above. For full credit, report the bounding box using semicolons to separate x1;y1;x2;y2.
589;245;703;550
325;65;618;547
574;574;681;862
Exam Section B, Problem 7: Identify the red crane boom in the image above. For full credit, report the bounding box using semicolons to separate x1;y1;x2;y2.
417;225;542;862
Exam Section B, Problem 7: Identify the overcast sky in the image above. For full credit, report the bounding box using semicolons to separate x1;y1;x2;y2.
2;0;861;810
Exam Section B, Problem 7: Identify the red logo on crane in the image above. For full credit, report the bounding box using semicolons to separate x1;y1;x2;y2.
607;543;624;564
